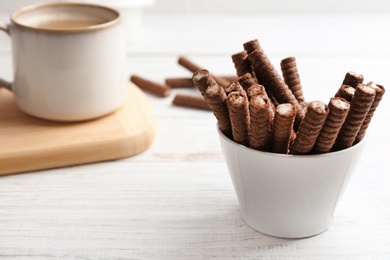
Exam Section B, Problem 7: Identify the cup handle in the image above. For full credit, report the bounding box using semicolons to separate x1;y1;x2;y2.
0;22;12;91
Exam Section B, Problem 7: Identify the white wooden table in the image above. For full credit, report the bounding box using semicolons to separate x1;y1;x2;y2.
1;14;390;259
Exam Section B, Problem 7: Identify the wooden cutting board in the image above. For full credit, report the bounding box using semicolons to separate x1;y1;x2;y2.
0;83;156;176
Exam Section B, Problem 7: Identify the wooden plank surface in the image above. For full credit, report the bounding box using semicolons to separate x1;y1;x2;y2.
0;84;156;175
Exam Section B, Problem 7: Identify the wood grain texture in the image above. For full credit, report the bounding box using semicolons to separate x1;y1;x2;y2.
0;84;156;176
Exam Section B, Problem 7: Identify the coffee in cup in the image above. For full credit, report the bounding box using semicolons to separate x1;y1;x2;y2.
0;2;128;121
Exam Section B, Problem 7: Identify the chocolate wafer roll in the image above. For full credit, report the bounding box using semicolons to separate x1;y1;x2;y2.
130;75;170;97
226;91;250;145
333;84;376;150
172;94;210;111
335;84;355;102
281;57;305;106
290;101;329;155
205;84;231;136
243;39;261;54
231;51;253;78
179;56;230;87
166;77;194;88
249;95;274;151
313;97;350;154
289;130;297;149
342;71;364;88
224;81;246;96
192;69;218;97
269;94;279;108
166;76;236;88
248;50;305;128
247;84;267;100
271;103;296;154
220;75;238;82
355;82;385;143
238;73;257;91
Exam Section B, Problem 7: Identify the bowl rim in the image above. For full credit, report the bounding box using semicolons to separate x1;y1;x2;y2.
217;126;367;158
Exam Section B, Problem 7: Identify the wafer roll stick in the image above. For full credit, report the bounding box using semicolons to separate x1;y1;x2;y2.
355;82;385;143
242;40;265;85
238;73;257;91
333;84;376;150
269;94;279;108
281;57;305;107
249;95;274;151
313;97;350;154
247;83;276;112
248;50;305;128
130;75;170;97
289;130;297;148
335;84;355;102
247;84;267;100
178;56;230;87
226;91;250;145
205;84;231;136
342;71;364;88
271;103;296;154
220;75;238;82
231;51;253;78
243;39;261;54
166;77;195;88
290;101;329;155
172;94;211;111
224;81;246;96
166;75;237;88
192;69;218;97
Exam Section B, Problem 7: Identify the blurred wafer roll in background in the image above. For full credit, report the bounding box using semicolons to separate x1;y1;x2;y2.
289;101;329;155
179;56;230;87
243;39;261;54
205;84;231;136
313;97;350;154
355;82;385;143
335;84;355;102
220;75;238;82
271;103;296;154
249;95;274;151
192;69;218;97
226;91;250;145
166;77;194;88
248;49;305;128
333;84;376;150
130;75;170;97
231;51;254;78
280;56;306;108
166;75;237;88
342;71;364;88
172;94;210;111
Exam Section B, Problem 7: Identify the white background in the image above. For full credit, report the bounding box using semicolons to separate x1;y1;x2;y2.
1;0;390;14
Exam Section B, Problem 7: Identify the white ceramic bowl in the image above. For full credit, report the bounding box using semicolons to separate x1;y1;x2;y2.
217;127;366;238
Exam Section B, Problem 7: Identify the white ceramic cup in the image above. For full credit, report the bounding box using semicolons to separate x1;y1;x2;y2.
218;127;366;238
0;2;128;121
